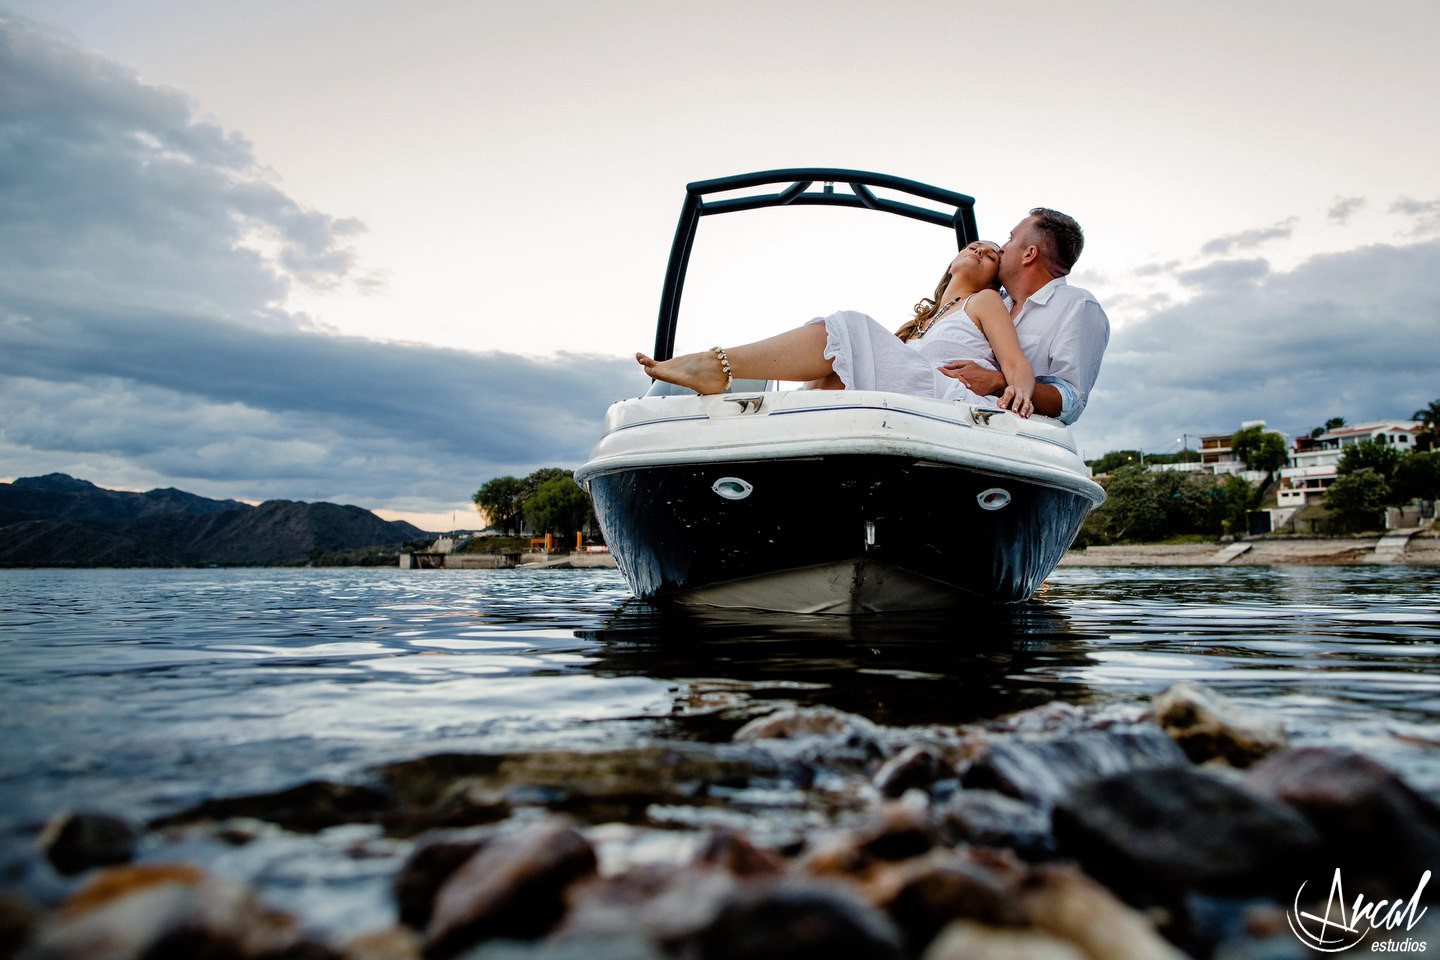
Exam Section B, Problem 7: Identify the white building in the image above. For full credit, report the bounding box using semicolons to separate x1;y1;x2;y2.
1193;420;1288;484
1276;420;1423;508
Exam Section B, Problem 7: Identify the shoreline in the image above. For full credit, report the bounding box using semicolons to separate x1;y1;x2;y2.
1059;528;1439;566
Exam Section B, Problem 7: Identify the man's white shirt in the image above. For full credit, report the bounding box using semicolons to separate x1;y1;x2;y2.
1003;277;1110;424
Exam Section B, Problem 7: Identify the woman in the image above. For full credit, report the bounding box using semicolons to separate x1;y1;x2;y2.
636;240;1036;417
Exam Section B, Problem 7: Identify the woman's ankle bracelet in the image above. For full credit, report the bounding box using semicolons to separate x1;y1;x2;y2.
710;346;733;390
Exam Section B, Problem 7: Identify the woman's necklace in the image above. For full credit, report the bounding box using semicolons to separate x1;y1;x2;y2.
919;296;964;337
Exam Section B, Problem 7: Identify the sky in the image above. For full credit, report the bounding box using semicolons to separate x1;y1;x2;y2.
2;0;1438;530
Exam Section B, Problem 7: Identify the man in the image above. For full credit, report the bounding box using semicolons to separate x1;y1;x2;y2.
941;208;1109;424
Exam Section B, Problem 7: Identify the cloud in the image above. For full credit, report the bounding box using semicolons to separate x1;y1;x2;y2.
0;14;647;517
1176;258;1270;289
1328;196;1365;224
1199;218;1299;256
1390;196;1440;237
1078;239;1440;456
0;14;362;325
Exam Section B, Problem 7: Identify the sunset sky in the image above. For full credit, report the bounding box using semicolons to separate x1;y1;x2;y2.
3;0;1438;529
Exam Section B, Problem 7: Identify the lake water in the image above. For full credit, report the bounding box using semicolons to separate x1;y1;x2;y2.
2;565;1438;934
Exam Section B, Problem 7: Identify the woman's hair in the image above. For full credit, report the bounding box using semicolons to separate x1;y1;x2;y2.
894;249;1001;342
894;267;953;342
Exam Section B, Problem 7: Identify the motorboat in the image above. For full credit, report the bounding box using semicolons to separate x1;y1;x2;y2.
574;169;1104;613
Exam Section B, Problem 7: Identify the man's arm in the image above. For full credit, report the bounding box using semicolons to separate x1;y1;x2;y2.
938;361;1064;417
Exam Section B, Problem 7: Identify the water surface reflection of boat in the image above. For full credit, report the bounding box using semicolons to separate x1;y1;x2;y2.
576;170;1104;613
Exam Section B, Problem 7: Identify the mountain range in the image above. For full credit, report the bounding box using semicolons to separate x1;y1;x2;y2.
0;474;429;567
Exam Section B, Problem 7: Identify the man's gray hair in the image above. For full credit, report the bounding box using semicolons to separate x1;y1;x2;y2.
1028;207;1084;276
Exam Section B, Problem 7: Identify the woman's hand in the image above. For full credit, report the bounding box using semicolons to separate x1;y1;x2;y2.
997;385;1034;418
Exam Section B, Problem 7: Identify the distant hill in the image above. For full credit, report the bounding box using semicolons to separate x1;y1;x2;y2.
0;474;429;567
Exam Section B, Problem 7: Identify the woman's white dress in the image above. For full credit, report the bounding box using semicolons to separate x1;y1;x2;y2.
810;300;996;404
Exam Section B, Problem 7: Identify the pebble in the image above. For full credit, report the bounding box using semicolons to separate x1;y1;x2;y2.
872;745;946;798
1014;865;1189;960
20;862;331;960
686;881;906;960
37;812;137;877
1150;683;1287;768
393;838;489;930
1245;745;1440;889
1051;766;1323;902
922;919;1087;960
423;820;598;959
936;789;1055;859
960;726;1187;807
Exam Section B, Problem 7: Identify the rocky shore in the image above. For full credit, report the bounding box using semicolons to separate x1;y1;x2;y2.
6;683;1439;960
1060;527;1439;566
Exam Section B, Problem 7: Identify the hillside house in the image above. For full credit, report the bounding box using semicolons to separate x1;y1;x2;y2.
1277;420;1423;509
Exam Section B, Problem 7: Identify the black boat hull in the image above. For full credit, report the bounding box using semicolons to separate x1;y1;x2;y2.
586;454;1093;612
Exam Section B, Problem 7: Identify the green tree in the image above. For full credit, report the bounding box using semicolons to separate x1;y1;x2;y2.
473;476;524;534
1325;468;1390;532
1220;475;1262;535
518;468;577;530
1325;417;1347;432
1336;437;1404;480
1393;451;1440;504
1094;465;1165;541
1087;450;1143;475
1230;425;1289;474
525;476;592;536
1414;398;1440;451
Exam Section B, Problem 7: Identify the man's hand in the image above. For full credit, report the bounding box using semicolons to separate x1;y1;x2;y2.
938;361;1006;397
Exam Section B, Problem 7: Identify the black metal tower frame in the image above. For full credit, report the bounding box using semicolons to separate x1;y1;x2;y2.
653;168;979;360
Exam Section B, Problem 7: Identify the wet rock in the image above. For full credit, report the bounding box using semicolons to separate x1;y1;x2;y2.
873;745;946;798
987;701;1092;734
379;748;770;828
562;865;739;946
149;780;392;834
1015;865;1189;960
0;892;38;959
1151;683;1287;768
423;820;598;959
37;812;138;876
692;829;782;877
394;838;489;930
857;798;937;862
1052;766;1323;903
799;800;937;881
1246;746;1440;889
922;920;1086;960
686;881;905;960
457;933;668;960
733;705;882;743
875;851;1021;952
936;790;1055;860
21;862;332;960
732;706;886;771
961;727;1186;807
344;925;422;960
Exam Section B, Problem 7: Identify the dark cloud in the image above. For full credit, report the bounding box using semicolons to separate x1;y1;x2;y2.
0;14;647;515
1390;196;1440;236
1328;196;1365;224
0;14;360;324
1199;218;1299;256
1079;240;1440;455
1176;258;1270;288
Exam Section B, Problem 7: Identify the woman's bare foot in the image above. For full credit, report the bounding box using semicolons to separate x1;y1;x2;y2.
635;351;730;395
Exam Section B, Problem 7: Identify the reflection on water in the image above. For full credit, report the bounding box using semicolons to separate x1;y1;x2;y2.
2;563;1438;837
